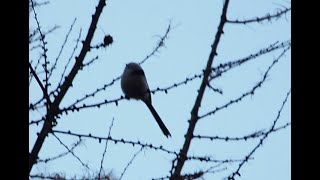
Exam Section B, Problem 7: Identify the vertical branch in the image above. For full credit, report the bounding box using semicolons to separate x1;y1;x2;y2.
171;0;230;178
30;0;49;99
29;0;107;173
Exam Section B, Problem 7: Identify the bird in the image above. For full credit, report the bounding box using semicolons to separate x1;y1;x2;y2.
121;62;171;138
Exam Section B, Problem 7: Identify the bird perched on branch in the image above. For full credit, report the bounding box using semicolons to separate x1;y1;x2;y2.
121;62;171;138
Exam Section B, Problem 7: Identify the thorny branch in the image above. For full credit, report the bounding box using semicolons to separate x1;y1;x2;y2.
37;139;82;163
52;129;177;155
199;47;290;120
193;122;291;141
227;7;291;24
52;133;89;169
119;147;144;180
48;18;77;80
29;0;107;173
171;1;230;178
227;89;291;180
98;118;115;179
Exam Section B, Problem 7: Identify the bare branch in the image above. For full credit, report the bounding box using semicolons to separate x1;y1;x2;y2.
48;18;77;80
57;28;83;88
52;133;90;169
29;118;45;125
227;90;291;180
199;47;290;120
29;0;107;172
83;56;99;67
51;130;178;156
193;122;291;141
119;147;144;180
172;1;230;178
30;0;50;104
227;7;291;24
29;62;51;104
98;118;115;179
90;35;113;49
38;139;83;164
139;21;172;65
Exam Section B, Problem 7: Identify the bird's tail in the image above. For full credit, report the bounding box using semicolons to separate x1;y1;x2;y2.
145;102;171;138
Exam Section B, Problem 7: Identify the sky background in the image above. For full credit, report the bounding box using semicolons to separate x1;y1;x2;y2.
29;0;291;179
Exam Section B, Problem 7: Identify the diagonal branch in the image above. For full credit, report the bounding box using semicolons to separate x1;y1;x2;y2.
52;133;89;169
29;0;107;173
171;0;230;178
29;62;51;104
98;118;115;179
227;89;291;180
119;147;144;180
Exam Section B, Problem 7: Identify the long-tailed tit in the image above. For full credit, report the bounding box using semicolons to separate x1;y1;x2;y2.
121;62;171;138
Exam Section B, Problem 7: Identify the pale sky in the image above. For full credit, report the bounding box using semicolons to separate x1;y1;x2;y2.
29;0;291;179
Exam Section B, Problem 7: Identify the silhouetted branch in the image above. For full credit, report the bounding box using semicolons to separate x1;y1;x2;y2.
98;118;115;179
227;89;291;180
119;147;144;180
29;62;51;104
29;25;60;44
172;1;230;178
57;28;83;88
193;122;291;141
186;156;253;163
227;7;291;24
90;35;113;49
61;96;125;113
38;139;82;163
29;54;43;85
199;47;290;120
52;133;89;169
83;56;99;67
154;165;227;180
139;21;171;65
30;0;50;99
51;130;178;156
180;165;227;180
30;174;65;180
29;0;107;172
207;82;223;94
29;0;49;14
48;18;77;80
29;118;45;125
209;40;291;81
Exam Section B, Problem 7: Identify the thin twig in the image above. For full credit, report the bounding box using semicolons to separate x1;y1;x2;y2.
227;90;291;180
52;133;89;169
119;147;144;180
98;118;115;179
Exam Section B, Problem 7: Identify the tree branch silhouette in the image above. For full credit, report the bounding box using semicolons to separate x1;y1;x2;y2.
98;118;115;179
227;89;291;180
51;129;178;155
227;7;290;24
37;139;82;164
119;147;144;180
52;133;89;169
171;1;230;178
29;0;107;173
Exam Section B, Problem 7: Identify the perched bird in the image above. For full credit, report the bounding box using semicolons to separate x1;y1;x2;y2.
121;62;171;138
